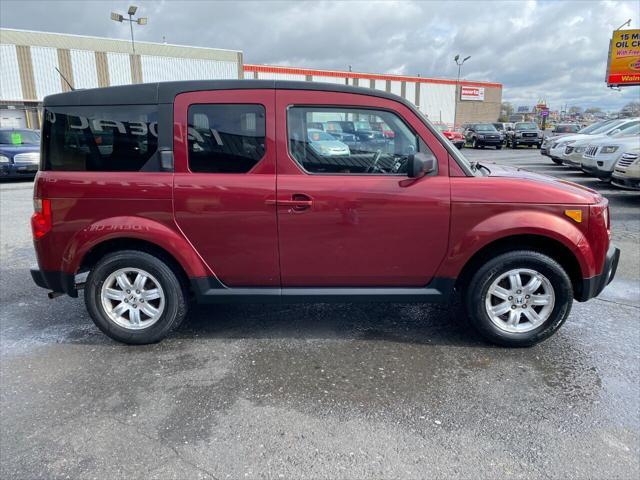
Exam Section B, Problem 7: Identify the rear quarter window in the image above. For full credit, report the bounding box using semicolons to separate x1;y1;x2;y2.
42;105;159;172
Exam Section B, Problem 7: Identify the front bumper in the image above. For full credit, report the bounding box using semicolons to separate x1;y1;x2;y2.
581;164;612;179
514;136;541;145
611;174;640;190
30;268;78;297
576;245;620;302
0;163;39;178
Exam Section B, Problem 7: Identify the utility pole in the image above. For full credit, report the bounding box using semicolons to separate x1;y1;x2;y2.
453;54;471;128
111;5;148;54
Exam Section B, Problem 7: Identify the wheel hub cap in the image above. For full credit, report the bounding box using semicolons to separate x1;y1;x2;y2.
484;268;555;333
100;268;165;330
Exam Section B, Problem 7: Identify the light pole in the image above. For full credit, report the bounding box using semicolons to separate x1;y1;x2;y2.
111;5;147;54
453;54;471;128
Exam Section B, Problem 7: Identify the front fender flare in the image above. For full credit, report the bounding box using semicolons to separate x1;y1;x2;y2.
438;209;595;279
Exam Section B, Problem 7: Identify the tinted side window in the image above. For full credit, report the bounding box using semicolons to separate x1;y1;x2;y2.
188;104;265;174
288;107;433;175
43;106;159;172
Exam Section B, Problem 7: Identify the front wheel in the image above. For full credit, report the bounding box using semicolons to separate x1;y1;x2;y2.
85;250;188;344
464;251;573;347
511;140;518;149
551;157;563;165
496;145;502;150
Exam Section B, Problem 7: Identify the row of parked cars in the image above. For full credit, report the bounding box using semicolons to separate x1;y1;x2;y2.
434;122;547;150
541;118;640;190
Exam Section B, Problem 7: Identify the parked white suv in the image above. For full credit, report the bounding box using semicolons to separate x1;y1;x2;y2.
547;119;622;165
557;118;639;167
580;125;640;179
612;148;640;190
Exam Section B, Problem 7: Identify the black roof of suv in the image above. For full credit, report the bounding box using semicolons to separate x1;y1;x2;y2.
44;80;406;106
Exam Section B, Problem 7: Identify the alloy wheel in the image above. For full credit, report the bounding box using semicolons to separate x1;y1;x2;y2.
100;268;165;330
484;268;555;333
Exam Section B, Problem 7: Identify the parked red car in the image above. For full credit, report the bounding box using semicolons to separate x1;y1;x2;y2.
31;81;619;346
434;123;465;149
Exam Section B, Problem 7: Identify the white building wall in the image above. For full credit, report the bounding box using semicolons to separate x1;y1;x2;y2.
0;44;23;100
312;75;345;84
70;49;99;89
141;55;238;82
106;52;131;86
419;83;456;124
390;81;402;96
405;82;416;105
31;46;60;100
257;72;306;81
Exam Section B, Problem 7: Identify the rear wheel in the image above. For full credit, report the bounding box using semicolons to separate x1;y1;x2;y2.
464;250;573;347
551;157;563;165
85;250;188;344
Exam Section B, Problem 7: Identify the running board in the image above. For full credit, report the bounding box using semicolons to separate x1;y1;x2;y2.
190;277;455;304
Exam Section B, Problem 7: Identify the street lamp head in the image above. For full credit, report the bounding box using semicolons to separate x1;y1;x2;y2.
463;55;471;62
454;54;460;62
127;5;138;15
137;17;147;25
110;12;124;22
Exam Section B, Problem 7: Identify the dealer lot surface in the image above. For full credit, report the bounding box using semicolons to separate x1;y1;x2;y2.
1;148;639;479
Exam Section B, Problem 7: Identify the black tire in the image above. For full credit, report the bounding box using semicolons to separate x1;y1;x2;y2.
464;250;573;347
536;143;541;149
511;140;518;149
85;250;188;344
496;145;502;150
551;157;563;165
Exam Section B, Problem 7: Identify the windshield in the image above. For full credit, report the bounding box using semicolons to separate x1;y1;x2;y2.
515;122;537;130
610;121;640;137
354;121;371;130
579;120;611;134
308;130;337;142
475;124;498;132
0;129;40;145
591;119;625;134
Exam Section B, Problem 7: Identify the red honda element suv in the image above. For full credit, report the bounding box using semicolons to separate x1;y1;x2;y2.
31;80;619;346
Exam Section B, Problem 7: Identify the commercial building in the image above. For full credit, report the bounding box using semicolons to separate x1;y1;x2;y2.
0;28;243;128
1;28;501;129
244;64;501;127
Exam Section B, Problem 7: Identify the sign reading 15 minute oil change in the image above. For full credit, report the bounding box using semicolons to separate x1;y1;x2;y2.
606;29;640;86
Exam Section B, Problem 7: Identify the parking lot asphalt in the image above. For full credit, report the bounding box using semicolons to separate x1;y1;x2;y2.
1;148;639;479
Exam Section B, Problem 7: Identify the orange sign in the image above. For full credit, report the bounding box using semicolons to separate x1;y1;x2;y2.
606;29;640;86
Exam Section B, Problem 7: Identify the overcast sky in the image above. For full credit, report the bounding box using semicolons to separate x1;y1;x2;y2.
1;0;638;111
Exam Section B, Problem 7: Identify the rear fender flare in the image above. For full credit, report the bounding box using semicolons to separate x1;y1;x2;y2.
61;216;213;278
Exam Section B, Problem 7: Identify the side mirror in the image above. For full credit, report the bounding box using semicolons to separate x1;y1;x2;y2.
408;152;436;178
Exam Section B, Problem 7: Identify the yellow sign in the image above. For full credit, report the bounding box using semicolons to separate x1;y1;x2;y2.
606;29;640;86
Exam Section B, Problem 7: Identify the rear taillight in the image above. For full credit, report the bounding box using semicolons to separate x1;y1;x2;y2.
31;198;52;239
604;206;610;230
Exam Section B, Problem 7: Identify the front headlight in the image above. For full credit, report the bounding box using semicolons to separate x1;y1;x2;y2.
574;146;586;154
0;155;10;164
601;146;619;154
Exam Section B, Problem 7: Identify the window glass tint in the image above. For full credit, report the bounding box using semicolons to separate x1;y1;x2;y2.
288;107;433;175
188;104;265;173
43;106;159;171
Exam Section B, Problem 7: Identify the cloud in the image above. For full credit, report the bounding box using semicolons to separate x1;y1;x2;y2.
1;0;638;111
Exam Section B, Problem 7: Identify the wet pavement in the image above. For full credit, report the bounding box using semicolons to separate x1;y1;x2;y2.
1;148;639;479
